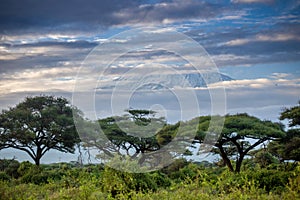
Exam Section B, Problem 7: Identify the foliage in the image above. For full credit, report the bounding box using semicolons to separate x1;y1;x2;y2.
0;158;20;178
160;158;189;175
268;130;300;162
0;95;82;165
253;149;279;168
268;102;300;165
0;172;10;181
0;161;299;199
280;101;300;127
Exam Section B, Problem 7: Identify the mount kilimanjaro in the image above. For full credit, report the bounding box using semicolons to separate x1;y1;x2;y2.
98;72;233;91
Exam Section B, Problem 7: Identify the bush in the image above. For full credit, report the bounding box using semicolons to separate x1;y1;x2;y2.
161;158;189;175
0;172;10;181
18;162;49;184
254;151;279;168
249;169;294;193
17;161;35;176
150;172;172;188
0;159;20;178
167;163;200;181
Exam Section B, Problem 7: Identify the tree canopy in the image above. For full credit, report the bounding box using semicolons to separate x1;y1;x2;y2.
0;96;81;165
268;102;300;165
280;101;300;127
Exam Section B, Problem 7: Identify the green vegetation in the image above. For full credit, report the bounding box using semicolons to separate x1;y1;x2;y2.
0;158;299;199
268;101;300;168
0;97;299;199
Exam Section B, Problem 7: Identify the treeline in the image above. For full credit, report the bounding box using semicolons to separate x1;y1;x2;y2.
0;96;299;199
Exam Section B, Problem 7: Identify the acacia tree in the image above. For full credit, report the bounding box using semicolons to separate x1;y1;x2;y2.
202;114;284;172
156;114;285;172
81;109;166;165
0;96;81;165
194;114;285;172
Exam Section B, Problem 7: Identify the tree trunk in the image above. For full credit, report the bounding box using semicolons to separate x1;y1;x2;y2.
218;146;234;172
35;147;42;166
234;153;245;173
235;158;242;173
34;158;40;166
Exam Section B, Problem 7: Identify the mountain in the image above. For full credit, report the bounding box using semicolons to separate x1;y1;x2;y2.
98;72;233;91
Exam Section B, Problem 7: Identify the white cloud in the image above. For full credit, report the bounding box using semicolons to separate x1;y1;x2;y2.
275;15;300;23
223;33;300;46
46;34;77;41
207;77;300;89
211;54;250;63
231;0;274;3
216;10;248;21
0;33;89;45
223;38;250;46
0;53;24;61
256;33;300;42
0;46;57;60
0;46;24;60
0;67;80;94
270;73;290;79
0;42;91;62
10;67;77;80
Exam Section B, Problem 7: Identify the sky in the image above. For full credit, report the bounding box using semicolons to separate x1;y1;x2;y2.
0;0;300;163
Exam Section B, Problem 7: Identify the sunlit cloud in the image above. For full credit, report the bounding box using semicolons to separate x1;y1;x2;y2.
0;67;80;94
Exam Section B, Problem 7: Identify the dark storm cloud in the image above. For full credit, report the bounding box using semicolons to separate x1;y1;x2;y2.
0;0;137;32
0;0;224;33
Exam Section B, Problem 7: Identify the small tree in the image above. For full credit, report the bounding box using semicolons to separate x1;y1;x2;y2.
268;101;300;168
0;96;81;165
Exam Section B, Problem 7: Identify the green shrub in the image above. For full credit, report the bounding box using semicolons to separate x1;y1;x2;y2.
17;161;35;176
161;158;189;176
18;162;48;184
254;151;279;168
168;163;200;181
100;166;161;197
150;171;172;188
0;172;10;181
249;169;294;193
0;159;20;178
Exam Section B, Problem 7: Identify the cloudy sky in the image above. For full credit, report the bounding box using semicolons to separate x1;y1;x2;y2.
1;0;300;163
0;0;300;121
